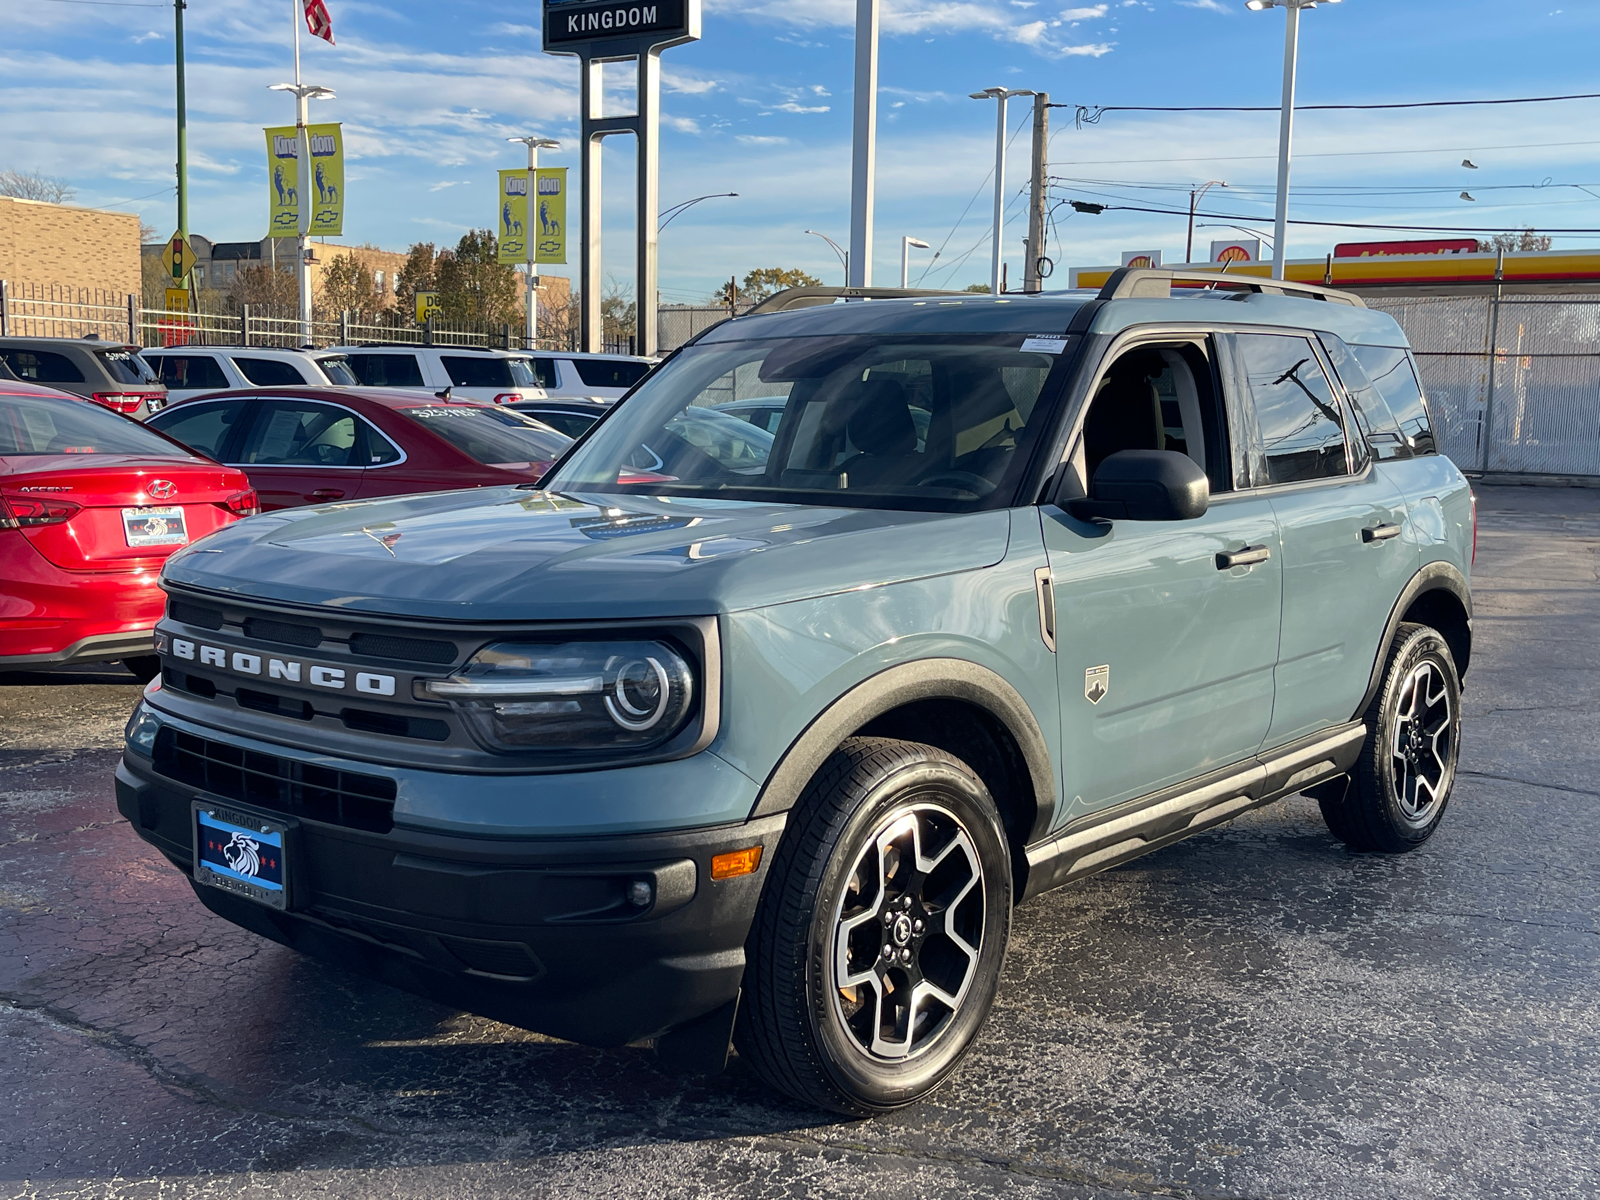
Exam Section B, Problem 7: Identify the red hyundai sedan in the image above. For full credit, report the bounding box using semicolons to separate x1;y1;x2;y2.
146;387;573;511
1;380;256;681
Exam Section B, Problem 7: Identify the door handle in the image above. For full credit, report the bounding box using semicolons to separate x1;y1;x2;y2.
309;488;346;501
1362;522;1402;543
1216;544;1271;570
1033;567;1056;653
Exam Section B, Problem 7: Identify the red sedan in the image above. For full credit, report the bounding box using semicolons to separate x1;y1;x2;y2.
146;387;573;511
1;380;256;681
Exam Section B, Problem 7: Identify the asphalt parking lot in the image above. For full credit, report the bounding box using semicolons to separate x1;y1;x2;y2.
2;483;1597;1200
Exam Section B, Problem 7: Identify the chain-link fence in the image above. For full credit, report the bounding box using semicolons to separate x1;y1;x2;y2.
1367;292;1600;477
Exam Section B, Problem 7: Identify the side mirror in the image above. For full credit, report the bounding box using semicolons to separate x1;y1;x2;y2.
1068;449;1209;522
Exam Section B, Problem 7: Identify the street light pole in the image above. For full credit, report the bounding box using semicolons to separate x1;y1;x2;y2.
1186;180;1227;264
900;236;929;288
508;136;559;351
268;80;335;345
848;0;879;287
1247;0;1338;280
805;230;849;286
659;193;737;230
971;87;1033;294
174;0;188;307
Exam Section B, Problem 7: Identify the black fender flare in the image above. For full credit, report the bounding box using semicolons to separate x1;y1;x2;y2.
1355;560;1473;718
748;658;1058;845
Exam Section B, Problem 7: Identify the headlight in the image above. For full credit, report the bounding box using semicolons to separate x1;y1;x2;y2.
423;640;695;752
125;702;164;756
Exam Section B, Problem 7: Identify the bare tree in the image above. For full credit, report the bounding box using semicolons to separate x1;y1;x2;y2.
1488;228;1553;253
0;169;75;204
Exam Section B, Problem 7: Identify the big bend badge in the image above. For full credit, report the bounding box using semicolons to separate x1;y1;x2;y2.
1085;664;1110;705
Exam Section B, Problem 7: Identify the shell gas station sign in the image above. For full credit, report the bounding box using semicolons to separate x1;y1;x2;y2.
1069;247;1600;291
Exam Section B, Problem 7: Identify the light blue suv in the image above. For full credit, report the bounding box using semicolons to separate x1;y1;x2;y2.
118;270;1473;1115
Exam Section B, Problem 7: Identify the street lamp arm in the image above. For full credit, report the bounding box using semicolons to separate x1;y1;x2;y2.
659;193;738;230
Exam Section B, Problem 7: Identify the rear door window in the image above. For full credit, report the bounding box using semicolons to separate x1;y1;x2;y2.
148;399;250;460
344;353;425;387
152;354;230;391
527;358;559;388
572;358;650;389
233;357;309;386
0;348;84;384
1233;333;1350;485
236;400;361;466
1351;345;1435;456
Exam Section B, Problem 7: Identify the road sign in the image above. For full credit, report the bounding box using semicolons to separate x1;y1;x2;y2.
162;234;196;281
543;0;697;54
164;288;191;314
415;291;440;324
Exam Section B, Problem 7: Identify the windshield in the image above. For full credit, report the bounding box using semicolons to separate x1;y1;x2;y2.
315;354;359;386
0;394;196;457
543;334;1066;511
98;349;157;385
401;405;572;467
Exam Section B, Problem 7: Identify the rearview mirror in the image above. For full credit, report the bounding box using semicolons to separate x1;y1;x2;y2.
1068;449;1209;522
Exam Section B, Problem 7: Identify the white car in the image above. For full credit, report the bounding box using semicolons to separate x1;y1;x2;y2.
322;345;547;405
140;345;359;405
523;352;654;402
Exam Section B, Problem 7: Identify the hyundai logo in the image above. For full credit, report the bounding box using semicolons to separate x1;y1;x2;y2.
147;479;178;500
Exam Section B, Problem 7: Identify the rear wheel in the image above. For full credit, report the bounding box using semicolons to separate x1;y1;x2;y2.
121;656;161;685
1320;622;1461;852
736;738;1011;1115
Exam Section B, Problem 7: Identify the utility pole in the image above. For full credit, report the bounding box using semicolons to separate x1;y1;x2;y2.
174;0;189;306
848;0;879;287
1186;181;1227;265
1024;92;1048;293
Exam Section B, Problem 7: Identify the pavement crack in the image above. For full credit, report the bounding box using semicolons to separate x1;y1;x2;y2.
1457;769;1600;798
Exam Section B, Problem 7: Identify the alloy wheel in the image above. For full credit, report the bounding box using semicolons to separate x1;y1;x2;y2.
1389;659;1455;826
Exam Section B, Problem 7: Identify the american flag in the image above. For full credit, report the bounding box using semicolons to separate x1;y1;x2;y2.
304;0;335;44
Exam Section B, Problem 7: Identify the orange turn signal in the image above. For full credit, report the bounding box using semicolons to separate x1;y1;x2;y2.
711;845;763;881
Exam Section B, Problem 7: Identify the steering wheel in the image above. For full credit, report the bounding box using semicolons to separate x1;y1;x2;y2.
917;470;997;497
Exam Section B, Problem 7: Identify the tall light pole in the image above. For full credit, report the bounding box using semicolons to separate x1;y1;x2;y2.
174;0;188;309
849;0;879;287
660;193;737;230
970;87;1033;294
508;136;559;351
900;236;929;288
1247;0;1339;280
1186;181;1227;264
805;230;849;286
269;81;334;344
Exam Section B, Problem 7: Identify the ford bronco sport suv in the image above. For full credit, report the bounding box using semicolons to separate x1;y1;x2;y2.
118;270;1472;1115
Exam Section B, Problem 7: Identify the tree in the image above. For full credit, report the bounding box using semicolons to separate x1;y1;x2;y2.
1487;228;1553;253
434;230;521;326
0;169;74;204
226;262;297;310
964;283;992;293
394;242;437;319
322;252;379;319
737;266;822;303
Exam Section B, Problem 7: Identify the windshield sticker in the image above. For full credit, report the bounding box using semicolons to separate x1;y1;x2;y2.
1020;336;1068;354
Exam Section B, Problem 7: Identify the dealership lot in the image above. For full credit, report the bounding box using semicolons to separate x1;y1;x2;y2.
1;483;1596;1200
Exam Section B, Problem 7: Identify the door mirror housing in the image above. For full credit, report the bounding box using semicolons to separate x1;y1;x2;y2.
1068;449;1209;522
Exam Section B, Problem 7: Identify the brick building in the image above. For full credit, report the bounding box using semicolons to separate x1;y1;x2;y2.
0;195;140;301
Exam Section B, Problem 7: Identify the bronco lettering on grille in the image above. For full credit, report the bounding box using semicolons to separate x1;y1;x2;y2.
169;639;396;696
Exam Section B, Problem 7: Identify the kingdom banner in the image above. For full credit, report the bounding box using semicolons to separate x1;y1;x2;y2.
534;167;567;265
265;123;343;239
497;170;530;265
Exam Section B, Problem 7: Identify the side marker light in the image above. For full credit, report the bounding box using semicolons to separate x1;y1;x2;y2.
711;846;763;881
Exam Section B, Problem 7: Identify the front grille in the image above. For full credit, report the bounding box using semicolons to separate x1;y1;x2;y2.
244;617;323;649
350;632;457;664
152;727;396;833
340;708;450;741
170;600;224;629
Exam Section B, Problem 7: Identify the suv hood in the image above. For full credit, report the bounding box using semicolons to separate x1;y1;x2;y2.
161;486;1011;620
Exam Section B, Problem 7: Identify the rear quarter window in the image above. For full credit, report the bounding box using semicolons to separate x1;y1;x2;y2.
344;354;425;388
233;357;310;386
441;356;514;389
153;354;230;390
0;348;84;384
572;358;651;389
1351;345;1435;456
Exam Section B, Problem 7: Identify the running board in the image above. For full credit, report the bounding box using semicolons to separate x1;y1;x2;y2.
1020;722;1367;902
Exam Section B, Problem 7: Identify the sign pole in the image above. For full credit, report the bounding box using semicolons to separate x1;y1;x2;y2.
580;58;604;353
174;0;190;305
526;144;539;350
848;0;878;288
293;4;314;345
637;49;661;356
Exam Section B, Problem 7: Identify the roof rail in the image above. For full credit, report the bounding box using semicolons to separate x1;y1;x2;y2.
1098;267;1367;308
746;285;971;316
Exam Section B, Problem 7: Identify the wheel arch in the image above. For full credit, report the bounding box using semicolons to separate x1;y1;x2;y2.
1355;561;1473;719
749;660;1058;890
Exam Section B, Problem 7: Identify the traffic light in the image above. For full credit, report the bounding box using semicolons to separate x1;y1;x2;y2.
170;237;187;280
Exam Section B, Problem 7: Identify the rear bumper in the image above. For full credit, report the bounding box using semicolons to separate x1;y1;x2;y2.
0;629;155;668
0;537;163;663
116;749;784;1047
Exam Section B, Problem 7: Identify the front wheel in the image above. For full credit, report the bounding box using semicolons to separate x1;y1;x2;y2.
735;738;1012;1115
1320;622;1461;852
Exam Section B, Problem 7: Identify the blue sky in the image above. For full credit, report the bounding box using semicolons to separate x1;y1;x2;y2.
4;0;1600;300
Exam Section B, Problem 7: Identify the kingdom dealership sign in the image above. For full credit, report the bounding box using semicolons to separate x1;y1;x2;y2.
544;0;692;49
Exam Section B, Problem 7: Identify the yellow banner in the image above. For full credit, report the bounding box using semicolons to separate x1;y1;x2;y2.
534;167;567;265
265;125;300;239
307;123;344;236
497;170;530;265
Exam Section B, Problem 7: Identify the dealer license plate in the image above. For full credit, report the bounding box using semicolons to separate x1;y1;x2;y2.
193;801;290;910
123;505;188;547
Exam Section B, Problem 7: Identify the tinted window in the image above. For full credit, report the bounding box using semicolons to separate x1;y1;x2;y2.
1319;334;1407;462
527;358;559;388
719;403;787;434
344;353;424;387
0;348;84;384
572;358;651;389
148;399;248;460
1351;345;1435;456
441;356;525;389
400;405;572;466
0;395;194;457
518;409;598;438
98;349;157;385
237;400;360;466
316;355;358;385
233;357;309;386
153;354;230;390
1235;334;1349;484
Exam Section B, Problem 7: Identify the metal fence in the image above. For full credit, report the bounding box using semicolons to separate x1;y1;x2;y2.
1367;292;1600;478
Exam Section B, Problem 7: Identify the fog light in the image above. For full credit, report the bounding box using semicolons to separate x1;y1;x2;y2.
124;703;164;756
627;880;654;907
710;846;763;881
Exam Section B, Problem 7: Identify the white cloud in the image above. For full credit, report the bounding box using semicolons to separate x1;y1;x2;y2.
773;101;830;113
664;115;703;134
1177;0;1233;12
663;72;721;95
132;31;162;44
1060;5;1110;17
707;0;1118;57
735;135;790;145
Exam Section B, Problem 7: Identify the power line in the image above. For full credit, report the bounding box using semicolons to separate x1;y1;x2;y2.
915;109;1032;286
1085;202;1600;235
1062;91;1600;127
1046;138;1600;169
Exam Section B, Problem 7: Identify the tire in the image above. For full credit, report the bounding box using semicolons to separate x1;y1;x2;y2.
1320;622;1461;853
735;737;1012;1115
121;656;161;685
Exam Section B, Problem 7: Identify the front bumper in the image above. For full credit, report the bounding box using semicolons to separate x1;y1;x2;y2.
117;748;785;1047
